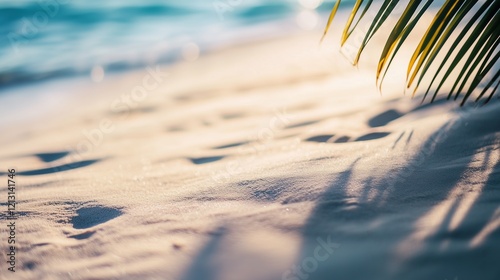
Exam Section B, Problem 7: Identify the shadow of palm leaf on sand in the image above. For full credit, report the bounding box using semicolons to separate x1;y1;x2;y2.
177;102;500;280
180;227;226;280
294;105;500;280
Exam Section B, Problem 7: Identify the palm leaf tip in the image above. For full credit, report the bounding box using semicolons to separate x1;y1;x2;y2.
324;0;500;105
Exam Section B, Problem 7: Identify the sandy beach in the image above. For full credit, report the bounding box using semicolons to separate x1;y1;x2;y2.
1;11;500;280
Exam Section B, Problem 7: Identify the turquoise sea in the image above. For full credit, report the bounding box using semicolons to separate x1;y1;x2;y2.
0;0;351;88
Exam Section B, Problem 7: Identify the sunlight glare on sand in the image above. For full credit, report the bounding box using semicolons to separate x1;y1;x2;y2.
296;0;322;30
296;10;319;30
396;148;500;257
470;208;500;248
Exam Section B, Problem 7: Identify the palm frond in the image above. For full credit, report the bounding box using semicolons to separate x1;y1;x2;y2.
324;0;500;105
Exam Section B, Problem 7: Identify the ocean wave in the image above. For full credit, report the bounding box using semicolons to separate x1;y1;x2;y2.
0;0;349;88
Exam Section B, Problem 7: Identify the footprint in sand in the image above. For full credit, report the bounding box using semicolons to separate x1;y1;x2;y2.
368;109;403;127
5;159;100;176
34;151;70;163
334;136;350;143
189;156;225;165
305;135;335;143
0;151;99;176
1;151;70;162
354;132;391;142
368;97;450;128
307;98;450;144
303;107;402;144
71;206;122;229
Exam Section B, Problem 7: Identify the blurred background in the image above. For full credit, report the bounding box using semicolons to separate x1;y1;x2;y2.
0;0;347;88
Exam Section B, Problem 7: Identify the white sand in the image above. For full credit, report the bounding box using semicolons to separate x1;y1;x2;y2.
1;27;499;280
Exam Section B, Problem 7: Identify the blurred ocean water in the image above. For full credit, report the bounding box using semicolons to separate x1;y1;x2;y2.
0;0;350;88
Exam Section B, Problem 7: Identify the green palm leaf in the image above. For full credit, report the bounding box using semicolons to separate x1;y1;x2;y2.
323;0;500;105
